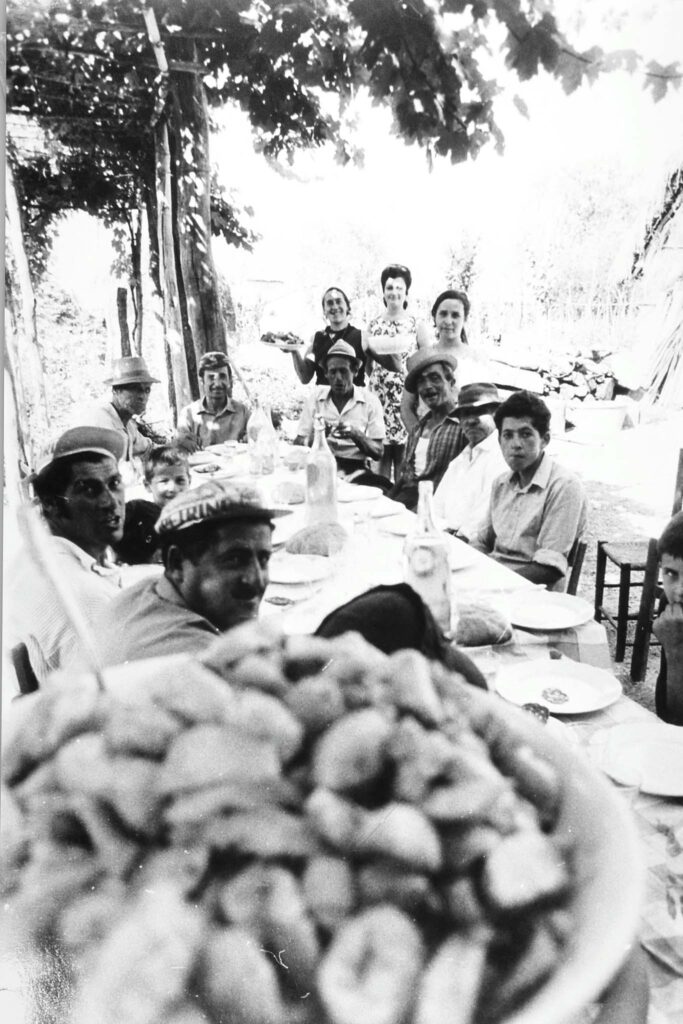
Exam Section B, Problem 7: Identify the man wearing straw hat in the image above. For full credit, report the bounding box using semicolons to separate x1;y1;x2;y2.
7;427;126;688
72;355;160;461
294;340;386;482
176;351;250;453
93;479;288;666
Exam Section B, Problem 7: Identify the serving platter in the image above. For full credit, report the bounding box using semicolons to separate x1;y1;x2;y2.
596;722;683;797
495;658;622;715
510;591;594;631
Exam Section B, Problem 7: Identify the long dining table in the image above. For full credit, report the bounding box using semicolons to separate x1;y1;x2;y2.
125;442;682;1021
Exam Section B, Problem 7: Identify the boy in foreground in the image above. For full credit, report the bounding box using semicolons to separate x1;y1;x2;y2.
653;511;683;725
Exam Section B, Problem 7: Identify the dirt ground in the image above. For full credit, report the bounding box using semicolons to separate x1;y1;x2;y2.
550;407;683;714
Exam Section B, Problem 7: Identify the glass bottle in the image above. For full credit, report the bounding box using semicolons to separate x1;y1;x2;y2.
246;401;268;475
403;480;452;635
305;415;338;526
256;403;278;475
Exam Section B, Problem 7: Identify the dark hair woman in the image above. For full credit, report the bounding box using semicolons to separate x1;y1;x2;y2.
363;264;431;480
290;286;366;386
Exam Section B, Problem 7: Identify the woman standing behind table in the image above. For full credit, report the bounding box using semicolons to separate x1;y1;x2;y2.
290;286;366;386
364;264;431;480
401;288;484;432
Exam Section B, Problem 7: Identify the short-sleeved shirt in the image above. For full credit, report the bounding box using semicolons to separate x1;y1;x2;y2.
472;454;588;589
93;573;221;667
297;386;385;464
6;535;122;686
310;326;365;385
433;431;508;539
176;396;250;450
71;400;152;460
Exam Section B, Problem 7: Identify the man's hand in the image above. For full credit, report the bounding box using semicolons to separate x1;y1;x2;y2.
653;602;683;653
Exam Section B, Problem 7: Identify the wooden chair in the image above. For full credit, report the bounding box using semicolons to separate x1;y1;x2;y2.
10;642;40;696
566;537;587;596
630;539;661;682
594;448;683;662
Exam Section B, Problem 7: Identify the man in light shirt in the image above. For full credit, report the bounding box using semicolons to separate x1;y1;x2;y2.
472;390;587;590
433;383;507;541
7;427;126;687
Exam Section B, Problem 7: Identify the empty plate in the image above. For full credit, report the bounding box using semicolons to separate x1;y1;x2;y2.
495;659;622;715
510;592;594;631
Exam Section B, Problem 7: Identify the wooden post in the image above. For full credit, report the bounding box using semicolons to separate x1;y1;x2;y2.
116;287;132;355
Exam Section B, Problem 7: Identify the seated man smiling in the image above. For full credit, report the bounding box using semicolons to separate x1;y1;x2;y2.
93;479;288;666
471;390;587;590
295;340;387;485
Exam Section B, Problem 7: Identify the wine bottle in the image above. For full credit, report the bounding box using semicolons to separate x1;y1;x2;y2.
403;480;452;635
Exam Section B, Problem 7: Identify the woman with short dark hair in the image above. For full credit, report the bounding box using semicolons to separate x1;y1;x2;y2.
290;286;366;386
364;264;431;480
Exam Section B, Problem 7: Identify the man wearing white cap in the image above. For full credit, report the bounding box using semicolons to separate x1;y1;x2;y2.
93;479;288;666
294;340;386;481
7;427;126;687
72;356;160;461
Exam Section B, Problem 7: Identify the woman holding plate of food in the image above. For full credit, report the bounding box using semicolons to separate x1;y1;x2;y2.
288;286;366;386
364;263;431;480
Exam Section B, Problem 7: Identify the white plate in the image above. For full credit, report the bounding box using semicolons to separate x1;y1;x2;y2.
495;659;622;715
268;553;332;585
337;484;382;502
187;451;223;466
598;723;683;797
510;592;594;631
378;514;415;536
368;497;407;519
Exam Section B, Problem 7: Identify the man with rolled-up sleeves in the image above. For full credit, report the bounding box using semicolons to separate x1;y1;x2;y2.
471;391;587;591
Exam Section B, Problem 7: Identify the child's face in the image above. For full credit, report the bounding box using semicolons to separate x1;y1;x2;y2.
147;464;190;507
661;553;683;607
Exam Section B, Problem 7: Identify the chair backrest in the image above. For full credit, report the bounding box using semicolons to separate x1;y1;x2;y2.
566;537;587;596
672;448;683;517
630;538;661;682
10;643;40;696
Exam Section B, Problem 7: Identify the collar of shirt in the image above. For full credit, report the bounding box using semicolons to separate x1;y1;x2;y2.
418;406;459;433
199;396;237;417
318;385;367;409
509;451;553;492
52;536;121;580
465;429;501;463
155;573;220;631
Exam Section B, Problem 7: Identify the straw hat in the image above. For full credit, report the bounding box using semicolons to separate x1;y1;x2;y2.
105;356;159;386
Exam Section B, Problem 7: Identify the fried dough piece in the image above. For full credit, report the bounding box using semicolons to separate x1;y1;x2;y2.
318;905;424;1024
158;724;280;796
481;831;569;913
199;925;286;1024
415;931;489;1024
72;884;203;1024
387;649;444;725
302;856;356;931
313;708;392;792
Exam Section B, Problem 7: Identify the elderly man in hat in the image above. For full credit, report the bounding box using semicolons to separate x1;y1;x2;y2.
176;351;250;452
72;356;160;461
294;340;386;483
390;348;461;511
93;480;287;666
7;427;126;687
433;383;508;541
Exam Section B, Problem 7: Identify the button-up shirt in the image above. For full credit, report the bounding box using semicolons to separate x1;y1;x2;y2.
6;535;122;688
297;386;385;463
398;408;462;492
71;400;152;460
433;431;508;540
93;573;221;667
176;396;250;450
472;453;588;588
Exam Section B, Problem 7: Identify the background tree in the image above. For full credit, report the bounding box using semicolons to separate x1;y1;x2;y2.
7;0;681;423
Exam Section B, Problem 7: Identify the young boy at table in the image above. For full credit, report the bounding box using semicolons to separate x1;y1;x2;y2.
653;510;683;725
143;445;191;509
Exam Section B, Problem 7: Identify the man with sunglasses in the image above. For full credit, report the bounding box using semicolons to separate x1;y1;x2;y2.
7;427;126;687
72;356;160;461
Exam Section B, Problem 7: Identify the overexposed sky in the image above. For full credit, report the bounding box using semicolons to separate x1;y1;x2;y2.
49;0;683;335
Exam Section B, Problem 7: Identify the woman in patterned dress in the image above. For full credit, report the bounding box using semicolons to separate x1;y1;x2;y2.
364;264;431;480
